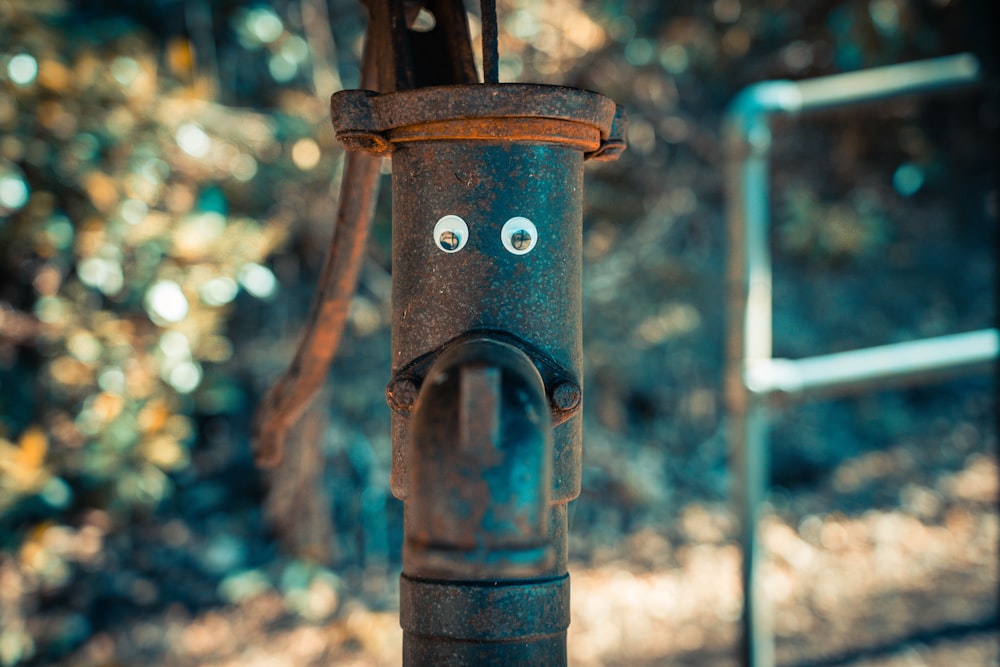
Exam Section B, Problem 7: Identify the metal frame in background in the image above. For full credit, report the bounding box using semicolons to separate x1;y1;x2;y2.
723;53;996;667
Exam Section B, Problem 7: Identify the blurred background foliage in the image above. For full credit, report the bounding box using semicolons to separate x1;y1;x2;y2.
0;0;995;665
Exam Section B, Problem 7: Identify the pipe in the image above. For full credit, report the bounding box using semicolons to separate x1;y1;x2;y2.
724;53;985;667
725;53;980;137
332;81;623;665
746;329;998;397
401;336;567;665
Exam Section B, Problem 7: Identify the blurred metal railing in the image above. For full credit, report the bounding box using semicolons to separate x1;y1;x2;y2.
723;53;994;667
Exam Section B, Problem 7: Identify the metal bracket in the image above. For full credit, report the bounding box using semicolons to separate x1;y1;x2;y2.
363;0;478;92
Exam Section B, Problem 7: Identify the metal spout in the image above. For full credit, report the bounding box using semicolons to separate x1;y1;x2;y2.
400;336;568;666
405;336;553;580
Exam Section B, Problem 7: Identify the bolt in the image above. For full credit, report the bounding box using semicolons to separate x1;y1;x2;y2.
510;229;533;251
438;230;460;251
386;377;419;412
551;381;581;412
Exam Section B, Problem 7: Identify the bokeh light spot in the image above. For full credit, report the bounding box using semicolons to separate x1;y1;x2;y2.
782;41;814;71
67;331;102;363
0;166;30;212
200;276;239;306
499;54;524;81
625;39;655;67
248;8;284;45
713;0;742;23
659;45;690;75
411;7;437;32
268;53;298;83
281;35;310;64
7;53;38;85
120;199;148;225
169;361;203;394
77;257;124;295
111;57;140;86
39;477;73;509
98;367;126;394
507;10;541;40
146;280;189;323
291;139;321;170
869;0;901;35
238;263;277;299
34;296;67;324
176;123;211;158
159;330;191;360
893;163;924;197
44;216;74;250
231;154;258;182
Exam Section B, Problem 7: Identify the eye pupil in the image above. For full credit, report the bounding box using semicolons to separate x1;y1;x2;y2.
500;217;537;255
509;229;532;250
433;215;468;252
439;230;460;251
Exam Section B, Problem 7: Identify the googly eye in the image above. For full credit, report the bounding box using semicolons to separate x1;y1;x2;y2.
433;215;469;253
500;217;537;255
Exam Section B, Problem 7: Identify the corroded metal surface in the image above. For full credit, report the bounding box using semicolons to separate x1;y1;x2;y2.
384;329;583;427
252;42;381;468
364;0;478;93
400;574;569;665
330;76;623;664
399;575;570;640
250;149;380;468
400;336;569;662
358;89;615;660
257;0;625;662
326;8;623;662
405;337;553;580
387;138;585;505
330;83;624;159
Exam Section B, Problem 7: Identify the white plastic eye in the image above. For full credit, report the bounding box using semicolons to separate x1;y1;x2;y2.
500;217;538;255
433;215;469;253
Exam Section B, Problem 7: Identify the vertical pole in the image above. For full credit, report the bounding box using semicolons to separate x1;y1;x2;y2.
725;114;776;667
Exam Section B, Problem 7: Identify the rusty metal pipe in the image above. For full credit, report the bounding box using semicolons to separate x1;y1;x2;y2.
322;3;623;660
399;336;566;664
252;39;381;468
333;81;622;665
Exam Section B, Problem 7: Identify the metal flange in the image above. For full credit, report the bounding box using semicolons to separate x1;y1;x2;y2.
331;83;626;160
